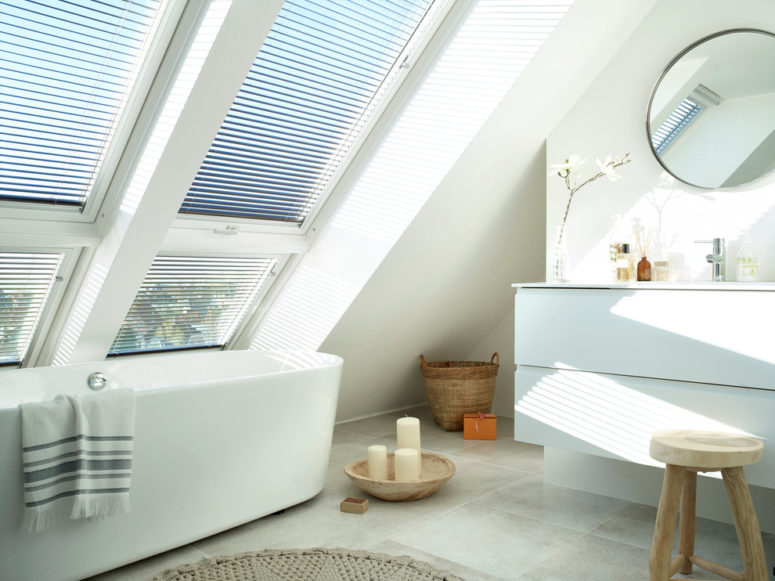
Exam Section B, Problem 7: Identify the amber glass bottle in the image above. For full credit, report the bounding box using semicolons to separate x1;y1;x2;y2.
637;256;652;281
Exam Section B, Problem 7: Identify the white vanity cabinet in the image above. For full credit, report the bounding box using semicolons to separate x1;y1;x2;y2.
513;283;775;489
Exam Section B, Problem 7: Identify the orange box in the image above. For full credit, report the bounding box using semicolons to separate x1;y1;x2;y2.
463;413;497;440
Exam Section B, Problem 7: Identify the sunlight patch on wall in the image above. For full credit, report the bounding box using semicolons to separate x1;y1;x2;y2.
574;172;775;282
332;0;574;244
120;1;231;215
253;0;574;351
627;176;775;281
52;263;108;365
515;367;747;467
252;266;360;352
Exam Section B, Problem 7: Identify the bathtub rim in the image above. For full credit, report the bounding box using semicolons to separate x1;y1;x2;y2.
0;349;343;408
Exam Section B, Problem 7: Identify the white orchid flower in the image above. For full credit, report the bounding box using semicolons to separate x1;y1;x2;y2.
548;154;586;177
596;155;623;182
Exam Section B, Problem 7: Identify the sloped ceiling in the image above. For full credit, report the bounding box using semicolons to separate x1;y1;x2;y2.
322;0;659;421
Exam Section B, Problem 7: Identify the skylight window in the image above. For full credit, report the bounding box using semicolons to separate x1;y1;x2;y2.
109;255;276;355
0;0;169;209
651;98;703;155
0;252;62;366
178;0;439;225
251;0;575;352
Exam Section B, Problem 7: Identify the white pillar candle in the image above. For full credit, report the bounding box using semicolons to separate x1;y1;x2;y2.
396;417;422;473
394;448;420;482
367;444;388;480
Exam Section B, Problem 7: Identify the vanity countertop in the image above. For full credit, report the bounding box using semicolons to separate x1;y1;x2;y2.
512;281;775;291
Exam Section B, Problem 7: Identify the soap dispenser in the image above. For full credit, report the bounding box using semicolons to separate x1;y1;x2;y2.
736;237;758;282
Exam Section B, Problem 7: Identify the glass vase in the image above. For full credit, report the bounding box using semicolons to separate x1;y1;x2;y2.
552;223;570;282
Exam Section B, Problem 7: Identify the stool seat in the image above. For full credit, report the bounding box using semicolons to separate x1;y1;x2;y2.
650;430;763;469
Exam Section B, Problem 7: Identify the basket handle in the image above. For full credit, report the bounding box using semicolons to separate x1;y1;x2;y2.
420;354;427;368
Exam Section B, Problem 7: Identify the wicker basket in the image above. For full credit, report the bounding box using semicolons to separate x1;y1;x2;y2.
420;353;499;431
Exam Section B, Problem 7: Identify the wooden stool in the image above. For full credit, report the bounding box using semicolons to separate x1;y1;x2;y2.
649;430;767;581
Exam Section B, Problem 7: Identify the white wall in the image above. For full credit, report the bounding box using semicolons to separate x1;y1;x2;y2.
322;0;660;422
546;0;775;284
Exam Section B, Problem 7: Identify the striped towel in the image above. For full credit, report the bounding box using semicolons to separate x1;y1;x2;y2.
20;389;136;532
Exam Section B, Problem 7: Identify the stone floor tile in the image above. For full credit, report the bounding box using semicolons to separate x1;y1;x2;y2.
454;438;544;473
591;501;661;550
518;533;652;581
475;472;629;533
386;502;586;579
366;539;503;581
331;425;378;447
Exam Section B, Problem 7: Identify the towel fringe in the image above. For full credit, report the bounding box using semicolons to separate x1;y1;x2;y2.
23;502;72;534
72;494;131;521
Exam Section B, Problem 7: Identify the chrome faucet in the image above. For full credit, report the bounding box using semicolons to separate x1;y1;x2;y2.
695;238;725;281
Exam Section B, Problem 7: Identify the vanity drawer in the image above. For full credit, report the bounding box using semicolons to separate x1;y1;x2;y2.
514;287;775;390
514;365;775;489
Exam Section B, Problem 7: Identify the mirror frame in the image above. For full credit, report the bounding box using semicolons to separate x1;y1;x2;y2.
646;28;775;189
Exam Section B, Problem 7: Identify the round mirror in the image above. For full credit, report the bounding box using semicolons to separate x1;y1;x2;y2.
647;29;775;189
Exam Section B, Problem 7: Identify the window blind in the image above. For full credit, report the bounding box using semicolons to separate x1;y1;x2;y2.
652;99;702;155
109;255;276;355
179;0;434;224
0;0;166;207
0;252;62;365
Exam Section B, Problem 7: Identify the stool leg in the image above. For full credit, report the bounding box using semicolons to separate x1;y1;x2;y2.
678;469;697;575
650;464;683;581
721;466;767;581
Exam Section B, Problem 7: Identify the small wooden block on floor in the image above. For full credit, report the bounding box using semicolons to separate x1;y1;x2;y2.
340;497;369;514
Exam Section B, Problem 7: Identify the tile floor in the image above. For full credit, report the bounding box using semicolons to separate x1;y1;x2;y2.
89;405;775;580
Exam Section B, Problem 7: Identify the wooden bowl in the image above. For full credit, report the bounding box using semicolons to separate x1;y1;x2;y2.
343;452;456;502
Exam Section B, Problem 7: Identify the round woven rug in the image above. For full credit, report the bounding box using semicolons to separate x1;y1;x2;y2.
153;548;464;581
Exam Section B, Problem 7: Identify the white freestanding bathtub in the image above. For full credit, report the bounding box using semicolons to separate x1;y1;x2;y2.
0;349;343;581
